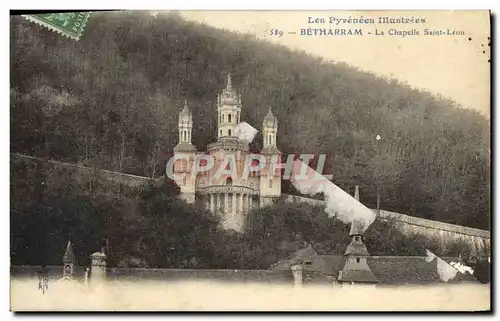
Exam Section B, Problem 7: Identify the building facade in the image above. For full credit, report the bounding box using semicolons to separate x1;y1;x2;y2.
172;74;282;232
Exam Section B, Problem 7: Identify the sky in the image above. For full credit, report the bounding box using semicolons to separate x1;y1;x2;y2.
175;10;490;117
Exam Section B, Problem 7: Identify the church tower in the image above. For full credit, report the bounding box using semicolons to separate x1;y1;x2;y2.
260;108;281;207
217;73;242;139
173;100;197;204
337;221;379;286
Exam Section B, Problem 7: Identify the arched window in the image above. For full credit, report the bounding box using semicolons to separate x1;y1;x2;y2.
228;129;232;136
220;114;222;123
220;129;223;136
356;258;360;263
228;114;232;123
226;177;233;185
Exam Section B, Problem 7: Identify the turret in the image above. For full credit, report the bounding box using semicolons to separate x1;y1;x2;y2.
260;108;281;207
173;100;196;203
337;221;378;285
217;73;242;139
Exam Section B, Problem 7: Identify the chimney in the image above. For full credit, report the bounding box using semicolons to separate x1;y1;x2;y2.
290;264;303;287
354;185;360;201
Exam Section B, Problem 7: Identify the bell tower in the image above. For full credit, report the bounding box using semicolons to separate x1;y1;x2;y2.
173;100;197;204
337;221;379;286
217;73;242;139
260;108;281;207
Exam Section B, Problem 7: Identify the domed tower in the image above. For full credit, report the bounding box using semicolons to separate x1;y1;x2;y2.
173;100;197;204
260;108;282;207
205;73;253;233
217;73;242;139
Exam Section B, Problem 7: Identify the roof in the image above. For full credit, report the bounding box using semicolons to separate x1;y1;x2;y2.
90;252;106;258
269;245;318;270
338;269;379;283
344;237;371;256
62;241;75;263
179;100;191;118
368;256;479;285
264;109;276;122
173;142;196;153
270;246;481;285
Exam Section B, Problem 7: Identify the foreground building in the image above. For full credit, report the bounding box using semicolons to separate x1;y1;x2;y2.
172;73;282;232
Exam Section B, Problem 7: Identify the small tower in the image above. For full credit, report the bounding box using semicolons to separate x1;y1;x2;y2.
354;185;360;202
217;73;242;139
173;100;197;204
260;108;281;207
262;108;278;153
337;221;378;286
62;240;75;279
175;100;195;149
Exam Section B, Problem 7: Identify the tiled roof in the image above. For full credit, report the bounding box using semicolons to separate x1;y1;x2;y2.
368;256;479;285
270;247;481;285
269;245;318;270
344;238;370;256
173;142;196;153
338;269;379;283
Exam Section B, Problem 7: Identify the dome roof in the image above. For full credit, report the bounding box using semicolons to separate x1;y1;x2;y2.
180;100;191;118
264;109;276;121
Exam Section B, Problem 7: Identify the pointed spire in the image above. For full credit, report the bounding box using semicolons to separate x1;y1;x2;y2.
227;73;232;90
354;185;360;201
264;108;276;122
180;100;191;117
63;241;75;263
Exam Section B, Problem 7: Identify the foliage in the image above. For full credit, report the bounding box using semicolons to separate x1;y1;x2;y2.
10;12;489;229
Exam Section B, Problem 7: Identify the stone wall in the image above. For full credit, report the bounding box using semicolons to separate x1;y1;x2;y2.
283;194;490;256
10;265;293;285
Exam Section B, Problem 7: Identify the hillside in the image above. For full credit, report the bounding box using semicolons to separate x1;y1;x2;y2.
10;11;490;231
11;155;480;271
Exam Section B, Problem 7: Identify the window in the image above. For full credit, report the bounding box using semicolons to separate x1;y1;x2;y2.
356;258;360;263
226;177;233;185
305;261;312;266
228;129;232;136
220;130;222;136
228;114;232;123
237;111;240;123
355;236;361;242
269;180;273;188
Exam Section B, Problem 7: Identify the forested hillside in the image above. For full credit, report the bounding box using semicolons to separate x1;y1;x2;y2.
11;11;490;232
11;156;479;271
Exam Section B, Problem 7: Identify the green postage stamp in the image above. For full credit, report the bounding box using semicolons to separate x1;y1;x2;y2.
22;12;90;41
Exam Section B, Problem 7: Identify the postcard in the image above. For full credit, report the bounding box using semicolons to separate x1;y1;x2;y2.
10;10;491;312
